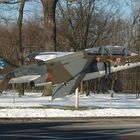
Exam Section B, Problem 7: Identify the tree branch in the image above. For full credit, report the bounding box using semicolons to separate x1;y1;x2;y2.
0;0;29;4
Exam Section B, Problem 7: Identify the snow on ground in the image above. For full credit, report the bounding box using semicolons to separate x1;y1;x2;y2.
0;91;140;118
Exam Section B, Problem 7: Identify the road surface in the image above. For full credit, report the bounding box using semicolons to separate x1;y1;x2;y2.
0;118;140;139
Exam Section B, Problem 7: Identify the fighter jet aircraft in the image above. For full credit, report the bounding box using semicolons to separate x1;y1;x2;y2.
0;45;140;99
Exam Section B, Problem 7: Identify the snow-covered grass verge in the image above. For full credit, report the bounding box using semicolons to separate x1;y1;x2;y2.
0;91;140;118
1;108;140;118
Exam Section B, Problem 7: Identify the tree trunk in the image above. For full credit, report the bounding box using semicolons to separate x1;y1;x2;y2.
17;0;26;65
41;0;58;51
16;0;26;96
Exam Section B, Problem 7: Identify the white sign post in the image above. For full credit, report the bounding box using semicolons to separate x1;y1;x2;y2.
12;83;16;107
75;88;79;109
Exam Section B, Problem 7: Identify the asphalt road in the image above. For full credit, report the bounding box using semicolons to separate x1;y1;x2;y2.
0;118;140;140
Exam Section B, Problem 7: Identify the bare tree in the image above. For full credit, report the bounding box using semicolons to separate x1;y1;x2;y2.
57;0;122;52
16;0;27;96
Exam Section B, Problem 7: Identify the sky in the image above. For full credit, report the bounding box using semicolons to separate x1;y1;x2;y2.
0;0;137;24
97;0;134;19
119;0;132;18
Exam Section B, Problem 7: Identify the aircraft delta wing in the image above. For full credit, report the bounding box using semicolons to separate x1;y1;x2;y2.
26;51;74;61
